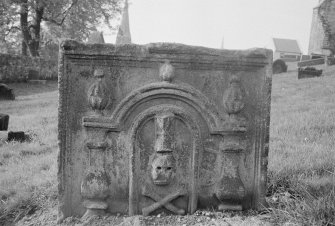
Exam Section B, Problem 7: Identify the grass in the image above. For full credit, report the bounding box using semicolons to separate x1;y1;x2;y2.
0;81;58;225
0;68;334;225
268;68;335;225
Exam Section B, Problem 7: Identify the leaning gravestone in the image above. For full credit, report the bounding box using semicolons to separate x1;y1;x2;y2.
58;40;272;221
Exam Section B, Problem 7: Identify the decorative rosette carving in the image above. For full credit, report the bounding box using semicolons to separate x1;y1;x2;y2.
87;69;108;114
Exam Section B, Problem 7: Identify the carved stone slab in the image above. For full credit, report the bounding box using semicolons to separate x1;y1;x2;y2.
58;40;272;220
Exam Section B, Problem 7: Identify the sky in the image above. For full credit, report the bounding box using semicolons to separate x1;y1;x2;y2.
103;0;319;54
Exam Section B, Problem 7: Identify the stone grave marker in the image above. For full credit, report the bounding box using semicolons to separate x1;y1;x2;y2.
58;40;272;220
298;67;323;79
0;114;9;131
0;83;15;100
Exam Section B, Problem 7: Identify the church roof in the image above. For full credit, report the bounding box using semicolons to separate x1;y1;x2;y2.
273;38;302;54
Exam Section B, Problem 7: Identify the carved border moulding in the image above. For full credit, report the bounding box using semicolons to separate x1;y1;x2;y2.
62;41;269;71
222;75;247;132
87;69;109;116
81;141;111;219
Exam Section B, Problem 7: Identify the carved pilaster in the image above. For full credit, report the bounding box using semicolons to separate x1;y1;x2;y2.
215;134;246;211
81;138;110;219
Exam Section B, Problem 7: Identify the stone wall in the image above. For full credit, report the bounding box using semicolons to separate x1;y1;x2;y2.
0;54;58;82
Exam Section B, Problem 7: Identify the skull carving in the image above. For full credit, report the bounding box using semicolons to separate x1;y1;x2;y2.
151;153;176;186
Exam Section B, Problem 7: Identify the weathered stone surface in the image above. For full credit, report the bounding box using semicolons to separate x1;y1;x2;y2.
58;40;272;220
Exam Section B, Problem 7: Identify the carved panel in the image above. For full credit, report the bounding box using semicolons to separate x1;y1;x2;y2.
128;105;200;215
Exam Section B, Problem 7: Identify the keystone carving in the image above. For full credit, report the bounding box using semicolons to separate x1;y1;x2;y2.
159;61;175;82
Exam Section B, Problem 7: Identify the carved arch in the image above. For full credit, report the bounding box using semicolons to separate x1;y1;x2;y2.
111;82;226;134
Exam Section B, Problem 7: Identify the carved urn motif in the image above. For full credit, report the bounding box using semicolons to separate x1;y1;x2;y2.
223;76;246;128
87;69;108;115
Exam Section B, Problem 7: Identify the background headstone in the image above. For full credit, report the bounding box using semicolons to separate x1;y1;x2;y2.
7;131;25;142
298;67;323;79
0;83;15;100
0;114;9;131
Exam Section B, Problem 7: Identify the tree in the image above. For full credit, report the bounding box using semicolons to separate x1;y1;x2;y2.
0;0;122;56
0;0;21;54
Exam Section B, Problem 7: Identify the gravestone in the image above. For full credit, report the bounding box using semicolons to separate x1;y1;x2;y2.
7;131;26;142
0;83;15;100
298;67;323;79
58;40;272;221
0;114;9;131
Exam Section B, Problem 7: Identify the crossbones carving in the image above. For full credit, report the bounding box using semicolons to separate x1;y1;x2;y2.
142;186;187;216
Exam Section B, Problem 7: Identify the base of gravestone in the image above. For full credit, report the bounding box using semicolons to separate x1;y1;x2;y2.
81;199;108;220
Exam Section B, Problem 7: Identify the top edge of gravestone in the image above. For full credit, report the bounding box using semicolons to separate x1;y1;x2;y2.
60;39;272;60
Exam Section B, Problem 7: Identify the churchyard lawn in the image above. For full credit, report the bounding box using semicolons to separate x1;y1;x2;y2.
0;67;334;225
